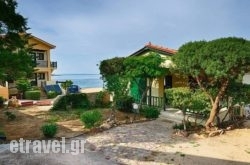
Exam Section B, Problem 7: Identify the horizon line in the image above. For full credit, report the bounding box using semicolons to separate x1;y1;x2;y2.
52;73;100;76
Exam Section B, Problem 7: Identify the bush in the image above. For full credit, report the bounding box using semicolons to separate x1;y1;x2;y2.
47;90;58;99
25;90;41;100
141;106;160;119
4;111;16;120
0;96;4;107
68;93;90;109
80;110;102;128
51;93;90;111
41;123;58;138
116;96;134;112
165;88;210;112
51;95;68;110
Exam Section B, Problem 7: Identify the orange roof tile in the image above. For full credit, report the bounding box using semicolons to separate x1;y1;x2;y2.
145;42;177;54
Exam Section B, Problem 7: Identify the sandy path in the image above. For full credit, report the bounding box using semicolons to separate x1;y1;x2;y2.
86;119;250;165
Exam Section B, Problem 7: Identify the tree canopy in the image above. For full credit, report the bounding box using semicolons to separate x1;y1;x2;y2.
124;53;169;105
173;37;250;129
99;57;129;98
0;0;34;84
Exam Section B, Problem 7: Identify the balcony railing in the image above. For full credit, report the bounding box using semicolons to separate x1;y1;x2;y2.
51;61;57;68
36;60;48;67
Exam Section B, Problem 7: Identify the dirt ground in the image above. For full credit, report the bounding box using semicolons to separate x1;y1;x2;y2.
0;105;146;140
1;105;250;165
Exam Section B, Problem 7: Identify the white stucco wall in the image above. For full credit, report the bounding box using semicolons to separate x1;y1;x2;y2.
243;73;250;84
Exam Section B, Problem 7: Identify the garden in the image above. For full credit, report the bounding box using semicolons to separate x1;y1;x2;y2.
0;91;160;141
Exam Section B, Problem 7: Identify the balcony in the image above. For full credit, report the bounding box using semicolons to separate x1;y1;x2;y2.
36;60;48;67
51;61;57;69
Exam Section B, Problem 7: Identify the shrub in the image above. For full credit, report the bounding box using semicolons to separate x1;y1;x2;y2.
68;93;90;109
51;95;68;110
116;96;134;112
0;96;4;107
51;93;90;111
16;79;31;98
41;123;58;138
165;88;210;112
25;90;41;100
47;90;58;99
80;110;102;128
4;111;16;120
141;106;160;119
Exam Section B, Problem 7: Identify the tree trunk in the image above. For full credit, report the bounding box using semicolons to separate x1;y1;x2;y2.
205;97;219;129
205;80;229;130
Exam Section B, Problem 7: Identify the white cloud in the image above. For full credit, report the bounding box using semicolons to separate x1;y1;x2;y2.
17;0;250;74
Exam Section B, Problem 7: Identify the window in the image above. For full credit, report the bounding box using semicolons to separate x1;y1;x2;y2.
38;73;45;80
37;53;44;60
30;51;45;61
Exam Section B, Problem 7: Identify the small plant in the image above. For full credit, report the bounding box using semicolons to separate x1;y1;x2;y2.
41;123;58;138
47;90;58;99
116;96;134;112
4;111;16;120
25;90;41;100
141;106;160;119
80;110;102;128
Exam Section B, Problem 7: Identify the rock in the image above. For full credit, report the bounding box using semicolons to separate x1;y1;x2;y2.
100;123;112;130
85;143;97;151
105;156;110;160
208;129;225;137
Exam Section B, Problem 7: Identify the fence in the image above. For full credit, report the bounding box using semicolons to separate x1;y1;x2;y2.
133;94;165;108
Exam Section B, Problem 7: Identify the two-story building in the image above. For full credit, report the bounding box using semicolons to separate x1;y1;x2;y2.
28;35;57;87
7;35;57;97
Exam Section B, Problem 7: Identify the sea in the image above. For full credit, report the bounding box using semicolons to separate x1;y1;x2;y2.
51;74;103;89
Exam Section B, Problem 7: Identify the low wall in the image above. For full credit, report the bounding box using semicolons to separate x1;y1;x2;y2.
85;91;110;105
0;86;8;99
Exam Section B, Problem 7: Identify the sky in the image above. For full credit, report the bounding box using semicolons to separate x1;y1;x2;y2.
16;0;250;74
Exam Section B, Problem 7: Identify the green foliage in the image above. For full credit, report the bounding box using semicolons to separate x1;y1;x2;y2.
0;0;34;82
68;93;90;109
189;90;211;111
80;110;102;128
124;53;168;79
124;53;169;104
226;82;250;104
51;95;68;110
99;57;129;100
116;96;134;112
41;123;58;138
61;80;73;90
47;90;58;99
173;37;250;100
51;93;90;111
16;79;31;94
165;87;192;110
0;96;4;107
165;88;210;112
24;90;40;100
141;106;160;119
4;111;16;120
